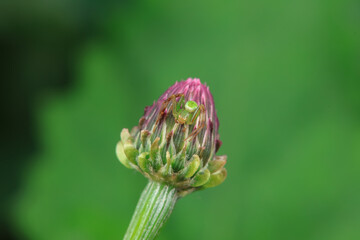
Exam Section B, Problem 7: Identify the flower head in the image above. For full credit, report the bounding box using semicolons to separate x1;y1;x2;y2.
116;78;226;196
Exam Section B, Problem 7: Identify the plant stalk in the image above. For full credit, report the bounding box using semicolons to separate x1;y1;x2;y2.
124;181;178;240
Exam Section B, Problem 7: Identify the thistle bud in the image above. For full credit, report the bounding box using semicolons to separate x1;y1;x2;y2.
116;78;227;196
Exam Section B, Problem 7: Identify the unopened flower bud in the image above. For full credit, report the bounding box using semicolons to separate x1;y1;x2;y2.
116;78;227;196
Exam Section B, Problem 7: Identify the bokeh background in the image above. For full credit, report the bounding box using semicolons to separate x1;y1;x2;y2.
1;0;360;239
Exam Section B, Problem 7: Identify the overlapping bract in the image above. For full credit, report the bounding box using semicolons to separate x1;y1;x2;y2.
116;78;226;196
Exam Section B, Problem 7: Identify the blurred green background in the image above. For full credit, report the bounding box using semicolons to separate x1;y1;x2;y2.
1;0;360;239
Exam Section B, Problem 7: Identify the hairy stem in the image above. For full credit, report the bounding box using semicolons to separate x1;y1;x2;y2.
124;181;178;240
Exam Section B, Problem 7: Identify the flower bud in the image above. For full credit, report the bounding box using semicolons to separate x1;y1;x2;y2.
116;78;227;196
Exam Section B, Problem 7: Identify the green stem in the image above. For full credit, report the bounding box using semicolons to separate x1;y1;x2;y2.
124;181;178;240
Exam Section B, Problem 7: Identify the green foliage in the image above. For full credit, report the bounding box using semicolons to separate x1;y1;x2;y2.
13;0;360;240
